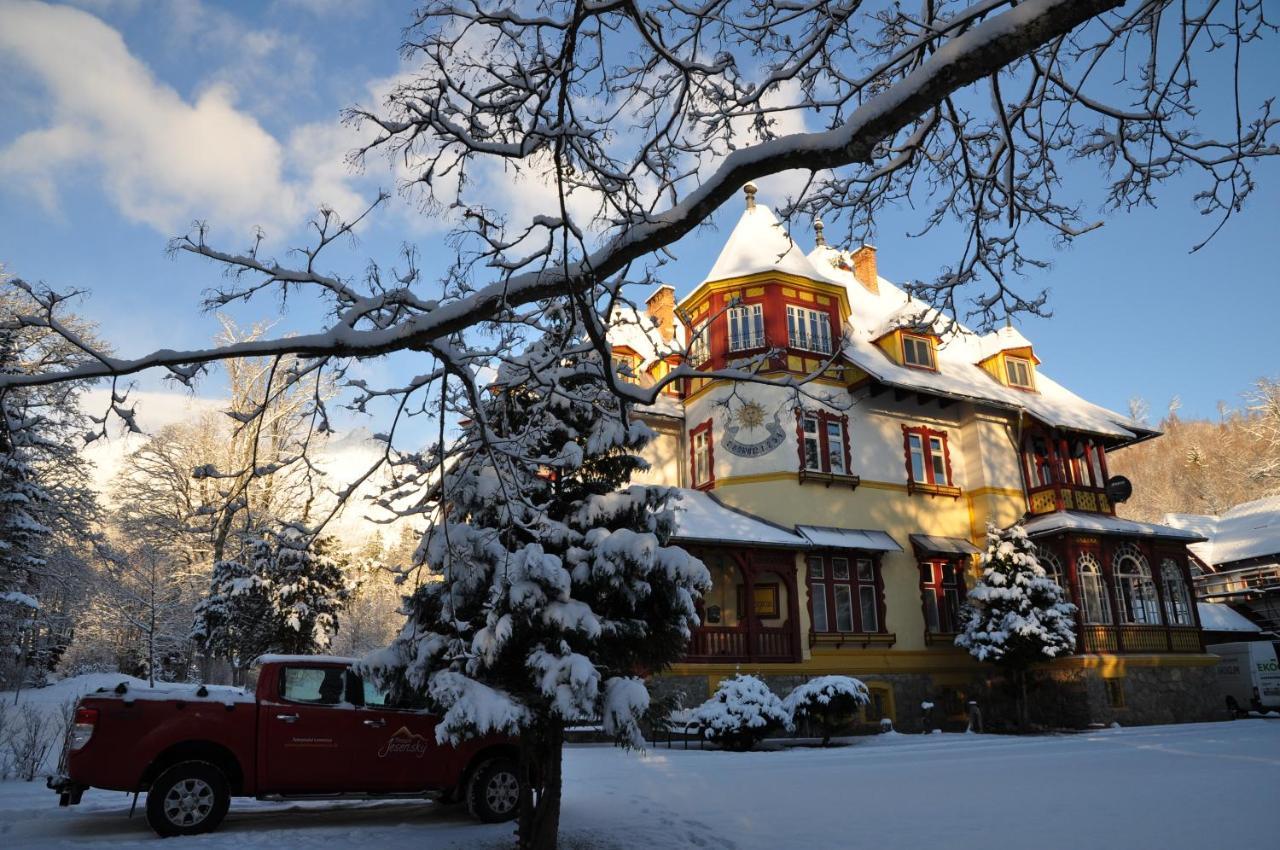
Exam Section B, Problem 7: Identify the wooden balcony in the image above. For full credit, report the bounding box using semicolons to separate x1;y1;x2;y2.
1078;625;1203;654
1028;484;1112;515
685;625;799;663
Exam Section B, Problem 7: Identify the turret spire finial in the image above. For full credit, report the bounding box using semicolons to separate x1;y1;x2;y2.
814;218;826;247
743;182;757;210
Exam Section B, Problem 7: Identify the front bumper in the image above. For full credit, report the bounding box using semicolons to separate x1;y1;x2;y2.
47;774;86;807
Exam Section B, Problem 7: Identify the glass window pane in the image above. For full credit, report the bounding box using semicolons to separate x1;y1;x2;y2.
859;585;878;632
362;678;390;707
832;558;850;580
807;556;825;579
826;421;844;474
942;562;955;585
944;589;960;632
919;562;933;584
856;559;874;582
909;434;926;482
834;585;854;632
283;667;344;705
923;589;940;631
811;583;828;632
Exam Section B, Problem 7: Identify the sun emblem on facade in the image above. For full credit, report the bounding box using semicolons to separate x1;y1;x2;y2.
735;400;767;431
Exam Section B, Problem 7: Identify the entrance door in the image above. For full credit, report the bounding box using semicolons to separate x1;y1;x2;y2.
258;664;366;793
347;673;449;792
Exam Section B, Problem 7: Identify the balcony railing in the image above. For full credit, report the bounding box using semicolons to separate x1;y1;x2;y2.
1027;483;1112;515
1078;624;1202;654
685;625;798;663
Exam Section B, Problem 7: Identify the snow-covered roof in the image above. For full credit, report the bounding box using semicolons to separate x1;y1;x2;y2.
796;526;901;552
804;242;1151;442
1022;511;1206;542
701;197;824;286
608;304;685;369
669;489;807;548
1164;496;1280;568
1197;603;1263;633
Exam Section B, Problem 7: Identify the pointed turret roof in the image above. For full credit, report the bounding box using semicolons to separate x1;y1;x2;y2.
701;185;824;285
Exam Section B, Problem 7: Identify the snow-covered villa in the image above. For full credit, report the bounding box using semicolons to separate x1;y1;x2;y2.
611;185;1220;729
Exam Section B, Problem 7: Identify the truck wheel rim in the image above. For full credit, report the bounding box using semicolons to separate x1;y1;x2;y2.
163;778;214;827
485;770;519;815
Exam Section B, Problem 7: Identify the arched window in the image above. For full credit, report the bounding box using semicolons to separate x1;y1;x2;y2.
1036;547;1071;604
1113;544;1161;625
1160;559;1195;626
1076;553;1111;624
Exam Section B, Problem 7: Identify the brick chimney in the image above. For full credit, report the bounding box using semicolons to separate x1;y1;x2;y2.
852;244;879;294
646;285;677;342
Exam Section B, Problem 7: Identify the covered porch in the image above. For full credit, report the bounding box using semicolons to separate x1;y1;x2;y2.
666;489;808;664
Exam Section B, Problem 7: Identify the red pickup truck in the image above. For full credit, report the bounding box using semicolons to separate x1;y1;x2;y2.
48;655;521;837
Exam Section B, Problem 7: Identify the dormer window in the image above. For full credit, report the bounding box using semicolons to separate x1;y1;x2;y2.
728;303;765;351
902;334;936;370
786;305;832;354
1005;356;1034;389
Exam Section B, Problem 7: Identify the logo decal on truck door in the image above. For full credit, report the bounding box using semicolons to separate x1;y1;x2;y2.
378;726;429;758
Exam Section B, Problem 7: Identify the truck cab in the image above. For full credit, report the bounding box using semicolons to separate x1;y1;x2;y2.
50;655;521;836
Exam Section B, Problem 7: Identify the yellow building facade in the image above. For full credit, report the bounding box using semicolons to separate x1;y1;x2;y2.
614;188;1220;729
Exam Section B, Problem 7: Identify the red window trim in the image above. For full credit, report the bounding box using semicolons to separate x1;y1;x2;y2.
805;553;886;635
919;558;966;634
689;418;714;490
902;425;956;493
795;409;852;477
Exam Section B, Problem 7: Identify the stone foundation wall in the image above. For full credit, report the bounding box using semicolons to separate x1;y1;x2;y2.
652;657;1227;734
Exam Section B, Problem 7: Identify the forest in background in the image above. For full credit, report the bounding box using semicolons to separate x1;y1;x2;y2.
1110;377;1280;523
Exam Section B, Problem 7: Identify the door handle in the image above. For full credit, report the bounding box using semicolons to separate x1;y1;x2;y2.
276;713;299;723
362;718;387;728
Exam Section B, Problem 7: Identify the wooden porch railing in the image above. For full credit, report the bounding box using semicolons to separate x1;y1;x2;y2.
685;625;797;663
1078;624;1203;654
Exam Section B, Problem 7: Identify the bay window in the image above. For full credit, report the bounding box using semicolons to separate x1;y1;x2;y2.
1076;553;1112;624
689;320;709;366
786;304;833;354
728;303;765;351
1113;545;1161;625
808;554;882;634
1160;558;1195;626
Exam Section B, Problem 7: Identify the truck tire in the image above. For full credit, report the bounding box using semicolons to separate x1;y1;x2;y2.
465;757;520;823
145;760;231;837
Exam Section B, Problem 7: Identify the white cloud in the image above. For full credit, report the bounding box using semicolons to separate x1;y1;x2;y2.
0;0;365;235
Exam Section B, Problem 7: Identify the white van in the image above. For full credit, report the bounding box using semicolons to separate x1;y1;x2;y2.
1207;641;1280;714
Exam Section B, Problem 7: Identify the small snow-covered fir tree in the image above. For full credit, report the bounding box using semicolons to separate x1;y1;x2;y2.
193;532;351;676
363;317;709;850
693;674;792;751
783;676;870;746
956;524;1076;729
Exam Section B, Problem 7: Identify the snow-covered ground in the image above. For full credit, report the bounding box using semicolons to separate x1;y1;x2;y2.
0;720;1276;849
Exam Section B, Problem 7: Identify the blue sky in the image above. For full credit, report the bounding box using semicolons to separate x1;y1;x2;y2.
1;0;1277;433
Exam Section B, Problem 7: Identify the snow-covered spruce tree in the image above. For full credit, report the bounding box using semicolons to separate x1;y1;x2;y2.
955;524;1076;729
693;674;792;752
363;320;709;850
192;532;351;678
783;676;870;747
